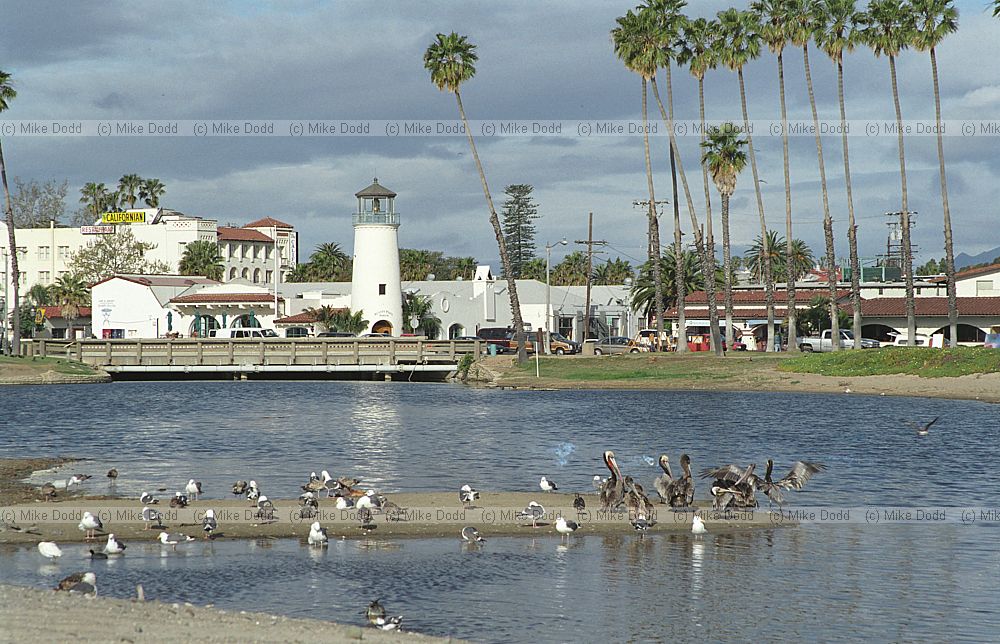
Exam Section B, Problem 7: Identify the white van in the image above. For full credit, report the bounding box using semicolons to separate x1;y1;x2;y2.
210;328;279;339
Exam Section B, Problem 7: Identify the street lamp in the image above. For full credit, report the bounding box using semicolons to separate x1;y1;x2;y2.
545;239;568;353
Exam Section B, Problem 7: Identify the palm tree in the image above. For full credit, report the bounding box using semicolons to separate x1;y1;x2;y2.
331;308;369;335
994;0;999;17
612;9;667;347
179;240;224;280
306;305;341;332
631;248;706;321
118;174;143;209
26;283;52;306
701;123;749;348
789;0;841;350
787;238;816;282
79;182;110;221
0;70;19;353
50;273;89;335
753;0;799;351
139;178;166;208
816;0;864;348
310;242;349;280
594;258;635;285
551;251;590;286
425;32;529;362
643;0;692;352
911;0;958;346
861;0;917;345
402;294;442;338
746;231;815;282
717;7;778;352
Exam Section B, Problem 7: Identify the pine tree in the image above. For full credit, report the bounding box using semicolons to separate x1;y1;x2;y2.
500;184;540;278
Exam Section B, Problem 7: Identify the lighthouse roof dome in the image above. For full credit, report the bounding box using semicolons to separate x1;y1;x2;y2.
355;178;396;198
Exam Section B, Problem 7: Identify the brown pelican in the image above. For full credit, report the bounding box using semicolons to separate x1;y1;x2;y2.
624;476;654;520
701;463;759;510
907;417;939;436
598;451;625;510
654;455;674;503
758;460;826;506
654;455;695;507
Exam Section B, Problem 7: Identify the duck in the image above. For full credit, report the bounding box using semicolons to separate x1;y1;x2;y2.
757;460;827;506
598;451;625;510
89;549;108;560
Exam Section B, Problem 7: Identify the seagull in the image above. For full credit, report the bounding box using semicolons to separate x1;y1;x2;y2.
358;507;376;531
335;496;355;510
89;549;108;560
158;531;194;550
630;514;652;536
170;492;189;508
142;506;163;530
692;515;707;535
256;496;275;521
246;480;260;504
103;533;127;555
356;493;374;511
555;516;579;539
185;479;202;501
907;417;940;436
592;475;605;492
37;541;62;559
78;512;103;540
50;475;85;491
232;480;249;496
202;509;218;539
56;571;96;593
517;501;545;528
573;494;586;516
459;484;480;508
461;526;485;544
540;476;558;492
366;599;402;631
139;492;159;505
308;521;329;546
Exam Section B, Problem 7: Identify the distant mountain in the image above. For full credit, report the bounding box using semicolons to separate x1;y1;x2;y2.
955;246;1000;270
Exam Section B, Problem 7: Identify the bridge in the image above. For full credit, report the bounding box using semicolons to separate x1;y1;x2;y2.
22;338;483;381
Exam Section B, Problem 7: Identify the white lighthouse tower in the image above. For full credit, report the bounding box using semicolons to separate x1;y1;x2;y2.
350;178;403;335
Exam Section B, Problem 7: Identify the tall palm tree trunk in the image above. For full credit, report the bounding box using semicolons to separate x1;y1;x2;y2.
698;78;721;347
837;59;863;349
778;53;796;352
738;68;775;353
721;191;734;347
454;91;527;362
803;44;840;350
930;47;956;345
888;56;916;345
698;76;720;355
0;139;19;355
641;78;665;346
665;63;687;352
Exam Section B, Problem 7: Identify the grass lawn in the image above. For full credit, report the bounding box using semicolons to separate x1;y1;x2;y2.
0;355;101;377
778;346;1000;378
513;352;789;382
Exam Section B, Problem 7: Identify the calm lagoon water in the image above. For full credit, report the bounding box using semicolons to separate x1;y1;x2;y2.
1;381;998;642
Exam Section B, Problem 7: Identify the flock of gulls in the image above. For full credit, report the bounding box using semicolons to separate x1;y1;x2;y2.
26;449;827;631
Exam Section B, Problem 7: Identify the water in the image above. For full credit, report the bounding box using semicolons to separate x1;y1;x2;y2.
1;381;999;641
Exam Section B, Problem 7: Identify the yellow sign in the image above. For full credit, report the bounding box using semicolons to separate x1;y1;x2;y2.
35;308;45;324
101;211;146;224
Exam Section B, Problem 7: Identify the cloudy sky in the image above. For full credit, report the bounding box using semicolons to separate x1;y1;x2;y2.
3;0;999;270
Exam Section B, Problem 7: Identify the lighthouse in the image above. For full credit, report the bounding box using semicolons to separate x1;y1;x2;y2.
350;178;403;335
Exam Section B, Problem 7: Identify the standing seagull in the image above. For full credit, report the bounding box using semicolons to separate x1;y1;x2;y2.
158;531;195;550
78;512;103;540
246;480;260;504
308;521;329;546
37;541;62;559
555;516;579;539
692;515;706;535
139;492;158;505
461;526;486;544
202;509;218;539
539;476;558;492
185;479;202;501
459;484;480;508
103;534;127;555
170;492;189;508
517;501;546;528
907;417;940;436
142;506;163;530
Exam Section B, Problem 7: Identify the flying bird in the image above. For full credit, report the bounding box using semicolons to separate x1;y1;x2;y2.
907;417;939;436
757;460;827;507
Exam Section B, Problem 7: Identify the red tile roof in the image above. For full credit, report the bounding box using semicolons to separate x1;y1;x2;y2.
930;262;1000;284
847;297;1000;317
90;275;220;289
245;217;294;229
666;307;791;319
40;306;92;319
684;289;851;304
274;311;318;324
217;227;274;242
169;293;282;304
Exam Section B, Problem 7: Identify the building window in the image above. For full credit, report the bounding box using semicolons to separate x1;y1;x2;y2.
38;271;51;284
976;279;994;296
379;283;386;295
16;247;26;260
242;243;250;259
58;246;70;260
265;270;273;283
37;246;50;261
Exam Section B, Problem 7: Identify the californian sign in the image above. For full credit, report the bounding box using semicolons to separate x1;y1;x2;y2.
101;211;146;224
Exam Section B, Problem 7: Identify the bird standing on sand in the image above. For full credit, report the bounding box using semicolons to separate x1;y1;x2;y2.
460;484;480;508
170;492;188;508
573;494;586;516
185;479;202;501
202;509;218;539
461;526;486;544
232;480;248;496
142;506;163;530
103;534;127;555
140;492;158;505
78;512;103;540
517;501;546;528
308;521;329;546
37;541;62;559
692;515;706;535
246;480;260;504
540;476;558;492
555;516;579;539
335;496;355;510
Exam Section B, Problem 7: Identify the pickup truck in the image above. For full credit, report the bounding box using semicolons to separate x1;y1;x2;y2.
799;329;880;352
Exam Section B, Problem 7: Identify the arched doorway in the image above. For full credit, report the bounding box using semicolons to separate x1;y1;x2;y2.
229;267;237;280
233;314;262;328
189;315;220;337
448;323;464;339
253;268;261;283
372;320;393;335
933;324;986;344
861;324;899;343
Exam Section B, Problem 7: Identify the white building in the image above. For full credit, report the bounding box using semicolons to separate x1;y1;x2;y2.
350;179;403;335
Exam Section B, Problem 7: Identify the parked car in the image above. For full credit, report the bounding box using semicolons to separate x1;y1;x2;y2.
591;336;641;355
316;331;355;338
890;333;929;346
477;327;515;353
549;332;580;355
799;329;880;352
210;327;279;339
284;326;311;338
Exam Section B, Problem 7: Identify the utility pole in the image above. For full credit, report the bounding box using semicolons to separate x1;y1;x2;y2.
575;211;606;342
